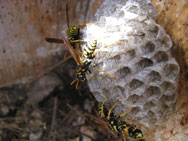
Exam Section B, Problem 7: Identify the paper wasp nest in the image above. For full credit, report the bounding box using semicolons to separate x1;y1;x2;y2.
85;0;179;127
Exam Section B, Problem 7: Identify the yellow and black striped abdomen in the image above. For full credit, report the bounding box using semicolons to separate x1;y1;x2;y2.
118;121;130;134
82;40;97;59
67;25;79;41
128;125;143;139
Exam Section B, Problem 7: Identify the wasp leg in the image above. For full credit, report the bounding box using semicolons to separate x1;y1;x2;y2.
123;135;127;141
119;107;133;119
137;137;152;140
78;22;98;27
102;89;107;105
107;100;119;120
93;42;121;56
125;117;136;124
89;73;96;79
94;67;116;80
70;39;86;43
75;80;79;89
99;89;107;118
70;79;79;90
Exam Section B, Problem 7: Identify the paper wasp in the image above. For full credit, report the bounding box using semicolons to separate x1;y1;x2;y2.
97;90;152;141
45;0;97;67
70;40;121;89
45;1;120;89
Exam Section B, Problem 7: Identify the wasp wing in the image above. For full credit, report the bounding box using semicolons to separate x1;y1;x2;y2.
61;33;82;67
45;37;64;44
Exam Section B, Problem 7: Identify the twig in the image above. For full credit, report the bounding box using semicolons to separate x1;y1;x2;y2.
25;55;72;88
0;117;23;121
84;0;90;23
66;104;86;119
0;123;23;131
12;139;31;141
49;97;58;141
61;109;74;124
22;122;46;128
81;132;96;140
58;109;66;117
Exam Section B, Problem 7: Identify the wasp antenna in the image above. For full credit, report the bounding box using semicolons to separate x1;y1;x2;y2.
94;41;121;56
66;0;70;28
78;22;98;27
138;137;152;140
94;67;116;80
107;100;119;120
119;107;133;118
84;0;90;23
